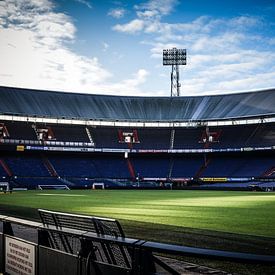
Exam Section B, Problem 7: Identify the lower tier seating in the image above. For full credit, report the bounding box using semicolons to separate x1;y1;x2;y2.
1;151;273;188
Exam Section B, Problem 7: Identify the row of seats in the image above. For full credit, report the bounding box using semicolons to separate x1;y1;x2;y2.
0;153;273;182
1;121;274;149
49;156;130;178
203;156;274;177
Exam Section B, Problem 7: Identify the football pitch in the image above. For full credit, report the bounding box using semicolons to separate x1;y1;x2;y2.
2;189;275;274
1;189;275;238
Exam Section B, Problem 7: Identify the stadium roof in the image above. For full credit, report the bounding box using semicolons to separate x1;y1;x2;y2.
0;86;274;122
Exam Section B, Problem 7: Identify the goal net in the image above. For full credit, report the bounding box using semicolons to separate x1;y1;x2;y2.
38;185;70;190
0;182;10;193
92;183;105;190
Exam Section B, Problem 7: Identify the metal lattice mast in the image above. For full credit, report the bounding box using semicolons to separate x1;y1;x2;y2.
171;64;180;97
163;48;186;97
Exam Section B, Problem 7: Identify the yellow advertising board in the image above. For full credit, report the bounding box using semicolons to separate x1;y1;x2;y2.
16;145;25;151
200;178;227;182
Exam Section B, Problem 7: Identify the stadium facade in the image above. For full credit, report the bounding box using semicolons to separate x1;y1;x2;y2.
0;86;274;190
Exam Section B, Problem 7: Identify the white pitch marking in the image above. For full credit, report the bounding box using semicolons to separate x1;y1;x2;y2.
37;194;86;197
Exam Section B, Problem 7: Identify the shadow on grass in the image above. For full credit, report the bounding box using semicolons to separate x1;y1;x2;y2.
121;219;275;255
0;204;40;221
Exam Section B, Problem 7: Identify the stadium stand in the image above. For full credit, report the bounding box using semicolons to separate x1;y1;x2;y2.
50;124;90;142
4;154;50;177
201;153;275;178
0;86;274;189
1;121;274;150
173;128;203;149
171;155;204;178
132;155;170;178
91;127;127;149
48;155;100;178
133;128;171;149
3;121;37;140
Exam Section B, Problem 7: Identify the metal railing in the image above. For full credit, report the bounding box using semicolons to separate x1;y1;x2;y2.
1;212;275;275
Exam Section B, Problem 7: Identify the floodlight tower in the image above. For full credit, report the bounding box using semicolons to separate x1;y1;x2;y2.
163;48;186;97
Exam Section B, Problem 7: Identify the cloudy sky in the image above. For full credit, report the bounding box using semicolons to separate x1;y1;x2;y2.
0;0;275;96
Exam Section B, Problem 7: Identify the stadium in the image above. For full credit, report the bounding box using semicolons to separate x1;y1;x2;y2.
0;85;275;274
0;85;274;190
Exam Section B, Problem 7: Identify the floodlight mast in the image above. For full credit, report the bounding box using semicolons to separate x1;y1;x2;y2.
163;48;186;97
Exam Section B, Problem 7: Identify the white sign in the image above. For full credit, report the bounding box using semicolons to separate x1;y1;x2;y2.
5;236;36;275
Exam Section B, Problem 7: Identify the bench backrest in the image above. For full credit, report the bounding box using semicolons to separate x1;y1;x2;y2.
38;209;125;237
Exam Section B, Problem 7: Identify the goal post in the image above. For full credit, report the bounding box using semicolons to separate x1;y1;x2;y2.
92;183;105;190
0;182;10;193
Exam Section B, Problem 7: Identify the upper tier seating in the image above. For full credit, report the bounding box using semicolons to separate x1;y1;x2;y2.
4;121;37;140
91;127;127;149
133;128;171;149
50;125;90;142
0;121;274;150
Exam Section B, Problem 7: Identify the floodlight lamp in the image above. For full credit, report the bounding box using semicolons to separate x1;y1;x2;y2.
163;48;186;66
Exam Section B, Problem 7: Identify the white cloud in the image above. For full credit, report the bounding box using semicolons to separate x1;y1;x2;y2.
108;8;126;19
113;2;275;95
0;0;109;92
135;0;178;17
0;0;150;95
228;16;261;30
190;71;275;95
136;10;159;19
0;26;111;92
181;50;275;95
99;69;150;95
113;19;145;34
1;0;274;96
113;0;179;34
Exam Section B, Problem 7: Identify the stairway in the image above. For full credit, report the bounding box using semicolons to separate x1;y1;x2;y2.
168;157;174;179
194;155;211;178
126;159;136;180
42;156;58;177
32;124;40;141
170;129;175;149
262;166;275;177
0;158;12;177
85;127;95;146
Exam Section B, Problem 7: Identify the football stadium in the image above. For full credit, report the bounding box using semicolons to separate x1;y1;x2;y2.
0;85;275;274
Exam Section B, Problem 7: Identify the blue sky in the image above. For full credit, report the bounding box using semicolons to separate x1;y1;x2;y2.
0;0;275;96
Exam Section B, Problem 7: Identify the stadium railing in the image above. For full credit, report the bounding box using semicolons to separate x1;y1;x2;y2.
1;211;275;275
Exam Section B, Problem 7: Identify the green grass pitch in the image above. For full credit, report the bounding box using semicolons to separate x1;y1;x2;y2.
2;189;275;274
1;189;275;238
